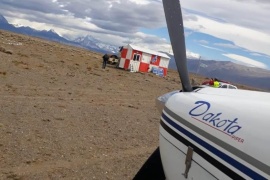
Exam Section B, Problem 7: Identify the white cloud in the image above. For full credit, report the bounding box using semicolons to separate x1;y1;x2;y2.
186;51;200;59
197;40;209;44
182;0;270;34
223;53;268;69
8;13;102;37
125;32;171;52
214;43;239;49
128;0;150;5
250;53;263;57
1;0;270;64
0;0;169;51
184;15;270;57
199;44;225;52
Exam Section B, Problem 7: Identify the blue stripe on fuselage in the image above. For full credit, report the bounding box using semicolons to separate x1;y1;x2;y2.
161;113;266;180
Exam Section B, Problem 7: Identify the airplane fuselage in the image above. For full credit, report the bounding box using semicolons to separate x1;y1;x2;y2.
158;87;270;179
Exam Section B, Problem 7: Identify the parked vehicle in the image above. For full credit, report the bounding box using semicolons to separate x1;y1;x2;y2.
108;55;119;65
219;82;238;89
202;79;237;89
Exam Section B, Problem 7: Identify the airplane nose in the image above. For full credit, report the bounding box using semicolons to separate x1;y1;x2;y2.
156;90;179;114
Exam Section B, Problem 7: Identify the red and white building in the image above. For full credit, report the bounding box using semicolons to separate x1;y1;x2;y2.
118;44;170;76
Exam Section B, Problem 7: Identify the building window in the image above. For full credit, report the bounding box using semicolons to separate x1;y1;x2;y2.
151;55;158;63
133;54;140;61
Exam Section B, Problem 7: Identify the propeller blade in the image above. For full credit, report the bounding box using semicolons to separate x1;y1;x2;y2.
162;0;192;92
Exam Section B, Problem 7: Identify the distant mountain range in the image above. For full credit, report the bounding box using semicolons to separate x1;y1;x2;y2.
73;35;119;53
1;14;270;90
0;14;118;54
168;55;270;90
0;14;71;43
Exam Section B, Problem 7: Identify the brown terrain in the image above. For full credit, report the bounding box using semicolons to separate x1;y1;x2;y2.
0;30;259;180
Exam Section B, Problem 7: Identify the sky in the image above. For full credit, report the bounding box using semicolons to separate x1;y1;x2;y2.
1;0;270;69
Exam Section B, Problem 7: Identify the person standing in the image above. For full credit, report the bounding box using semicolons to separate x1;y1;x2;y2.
115;46;123;68
208;78;214;86
102;54;109;69
213;80;220;88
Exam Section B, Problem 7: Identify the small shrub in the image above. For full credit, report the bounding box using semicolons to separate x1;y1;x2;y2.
0;46;5;52
87;66;92;71
5;50;12;54
0;46;12;54
17;52;29;57
12;60;28;66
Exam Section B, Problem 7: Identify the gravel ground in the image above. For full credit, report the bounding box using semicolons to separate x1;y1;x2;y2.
0;30;257;180
0;30;185;180
0;28;258;180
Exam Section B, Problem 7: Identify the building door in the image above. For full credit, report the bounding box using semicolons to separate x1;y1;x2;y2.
131;53;141;72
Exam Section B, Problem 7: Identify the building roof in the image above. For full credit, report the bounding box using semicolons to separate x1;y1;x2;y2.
127;44;170;59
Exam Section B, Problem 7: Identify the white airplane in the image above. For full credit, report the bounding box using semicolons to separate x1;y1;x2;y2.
134;0;270;179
